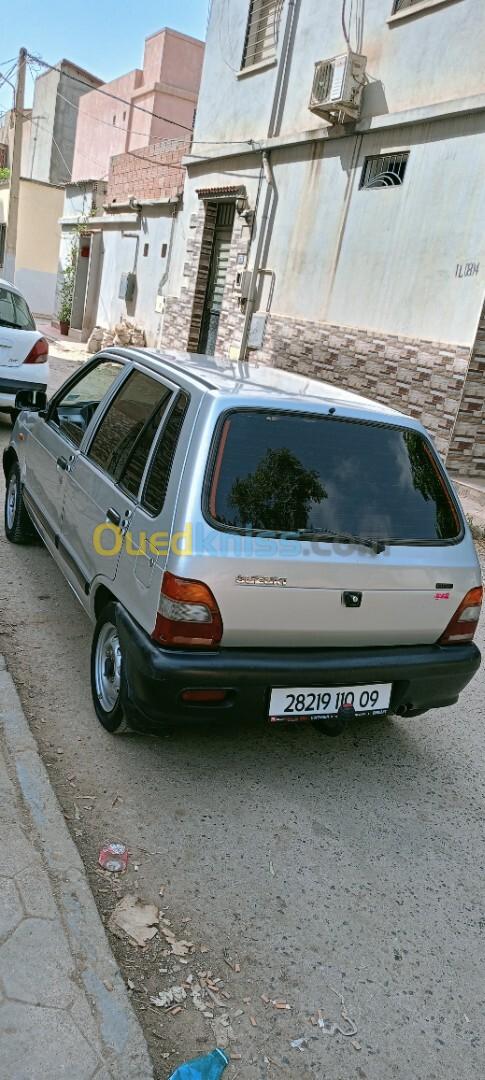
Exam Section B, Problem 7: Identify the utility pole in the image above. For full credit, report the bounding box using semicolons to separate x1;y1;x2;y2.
4;47;27;283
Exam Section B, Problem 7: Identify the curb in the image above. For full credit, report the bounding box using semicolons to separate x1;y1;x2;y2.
0;655;154;1080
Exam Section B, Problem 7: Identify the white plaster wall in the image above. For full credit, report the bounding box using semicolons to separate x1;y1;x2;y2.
95;210;175;345
193;0;485;147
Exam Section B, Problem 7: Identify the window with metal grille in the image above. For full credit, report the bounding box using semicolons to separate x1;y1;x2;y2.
241;0;282;69
360;152;409;189
392;0;423;11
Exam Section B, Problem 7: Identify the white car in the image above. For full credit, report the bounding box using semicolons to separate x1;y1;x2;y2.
0;278;49;423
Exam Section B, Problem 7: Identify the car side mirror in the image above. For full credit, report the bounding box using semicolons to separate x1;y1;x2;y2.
14;389;48;413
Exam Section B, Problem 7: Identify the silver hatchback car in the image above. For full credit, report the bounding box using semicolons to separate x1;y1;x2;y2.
3;350;482;736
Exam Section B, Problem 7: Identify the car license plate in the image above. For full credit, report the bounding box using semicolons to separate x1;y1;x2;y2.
269;683;392;722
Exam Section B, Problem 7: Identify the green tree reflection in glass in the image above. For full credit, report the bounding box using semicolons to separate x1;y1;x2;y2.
228;447;326;531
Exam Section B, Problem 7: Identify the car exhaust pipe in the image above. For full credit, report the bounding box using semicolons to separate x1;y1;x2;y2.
313;702;356;737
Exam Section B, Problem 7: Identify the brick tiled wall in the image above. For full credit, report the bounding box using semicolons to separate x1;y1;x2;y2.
251;314;469;458
107;136;191;203
447;304;485;475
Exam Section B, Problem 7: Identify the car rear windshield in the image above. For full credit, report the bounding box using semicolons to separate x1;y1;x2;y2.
0;286;35;330
207;410;461;543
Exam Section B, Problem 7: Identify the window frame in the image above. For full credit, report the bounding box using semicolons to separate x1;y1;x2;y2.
46;353;128;451
140;388;191;518
359;151;410;190
202;406;464;547
389;0;462;21
240;0;282;74
83;361;180;504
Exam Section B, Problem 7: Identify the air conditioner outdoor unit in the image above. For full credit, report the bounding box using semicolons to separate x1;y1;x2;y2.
309;52;367;122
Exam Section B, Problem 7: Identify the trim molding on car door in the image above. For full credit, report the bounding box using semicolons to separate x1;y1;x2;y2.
23;488;90;596
23;488;57;546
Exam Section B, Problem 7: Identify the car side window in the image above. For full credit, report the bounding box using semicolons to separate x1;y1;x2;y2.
87;370;173;494
50;360;124;449
141;391;190;516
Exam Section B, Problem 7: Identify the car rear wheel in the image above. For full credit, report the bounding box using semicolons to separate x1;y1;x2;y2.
4;462;37;544
91;603;131;734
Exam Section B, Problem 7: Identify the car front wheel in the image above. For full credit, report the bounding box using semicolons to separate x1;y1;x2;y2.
4;462;36;544
91;603;131;734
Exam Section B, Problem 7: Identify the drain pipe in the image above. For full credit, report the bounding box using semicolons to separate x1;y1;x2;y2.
238;151;274;361
238;0;299;362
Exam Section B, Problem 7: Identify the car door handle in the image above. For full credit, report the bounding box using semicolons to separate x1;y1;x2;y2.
56;456;68;471
106;507;121;526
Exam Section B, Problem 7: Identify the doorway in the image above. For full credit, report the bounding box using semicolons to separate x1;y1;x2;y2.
197;201;235;355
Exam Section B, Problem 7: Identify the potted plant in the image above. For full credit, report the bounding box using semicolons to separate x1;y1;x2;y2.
58;240;78;335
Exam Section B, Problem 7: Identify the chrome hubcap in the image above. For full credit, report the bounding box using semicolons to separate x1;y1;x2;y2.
6;474;18;530
95;622;122;712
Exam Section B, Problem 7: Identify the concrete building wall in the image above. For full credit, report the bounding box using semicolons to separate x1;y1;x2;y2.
27;68;60;184
71;28;204;183
28;61;101;186
95;208;176;345
193;0;485;147
161;0;485;472
13;179;64;315
71;70;143;182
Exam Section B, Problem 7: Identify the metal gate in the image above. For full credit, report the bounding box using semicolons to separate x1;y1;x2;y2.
198;202;235;355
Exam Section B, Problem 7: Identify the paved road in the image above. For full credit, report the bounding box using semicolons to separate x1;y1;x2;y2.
0;352;484;1080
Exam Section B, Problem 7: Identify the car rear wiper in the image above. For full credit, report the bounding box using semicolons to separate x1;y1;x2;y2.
0;318;20;329
297;529;386;554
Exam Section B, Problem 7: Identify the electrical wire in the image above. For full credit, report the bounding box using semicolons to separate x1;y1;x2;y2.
27;52;255;149
27;53;194;134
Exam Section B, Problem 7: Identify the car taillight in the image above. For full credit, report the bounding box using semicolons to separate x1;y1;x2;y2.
439;586;483;644
152;571;223;647
25;338;49;364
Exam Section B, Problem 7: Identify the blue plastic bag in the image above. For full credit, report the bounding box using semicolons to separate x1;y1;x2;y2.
168;1048;229;1080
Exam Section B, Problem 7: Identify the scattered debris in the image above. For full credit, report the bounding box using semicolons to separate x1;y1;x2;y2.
151;986;187;1008
291;1037;307;1051
108;895;159;947
127;979;135;990
249;1016;257;1027
210;1013;234;1048
159;884;166;897
98;842;129;873
103;980;114;992
168;1048;229;1079
272;999;291;1010
351;1039;362;1051
269;859;275;877
160;924;194;956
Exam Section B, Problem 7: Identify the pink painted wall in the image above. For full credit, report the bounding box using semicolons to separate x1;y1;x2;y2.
71;28;204;182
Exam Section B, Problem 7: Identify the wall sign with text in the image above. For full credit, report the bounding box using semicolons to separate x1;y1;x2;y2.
455;261;480;278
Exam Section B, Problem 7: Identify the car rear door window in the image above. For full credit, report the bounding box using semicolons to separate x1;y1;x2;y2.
87;370;172;494
0;286;35;330
50;360;123;448
207;410;461;543
142;391;189;515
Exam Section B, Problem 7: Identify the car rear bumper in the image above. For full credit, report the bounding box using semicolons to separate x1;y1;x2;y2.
0;372;48;409
116;606;481;729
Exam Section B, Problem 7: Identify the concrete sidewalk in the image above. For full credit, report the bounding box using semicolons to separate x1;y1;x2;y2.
0;654;154;1080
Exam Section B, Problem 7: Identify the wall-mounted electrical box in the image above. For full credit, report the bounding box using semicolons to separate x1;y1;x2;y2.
235;269;252;298
119;272;136;301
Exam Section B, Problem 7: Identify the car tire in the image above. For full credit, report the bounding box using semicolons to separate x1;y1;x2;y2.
4;462;37;544
91;603;131;734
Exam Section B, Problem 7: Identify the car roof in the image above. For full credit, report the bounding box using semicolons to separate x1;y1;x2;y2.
0;277;24;298
113;347;412;425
